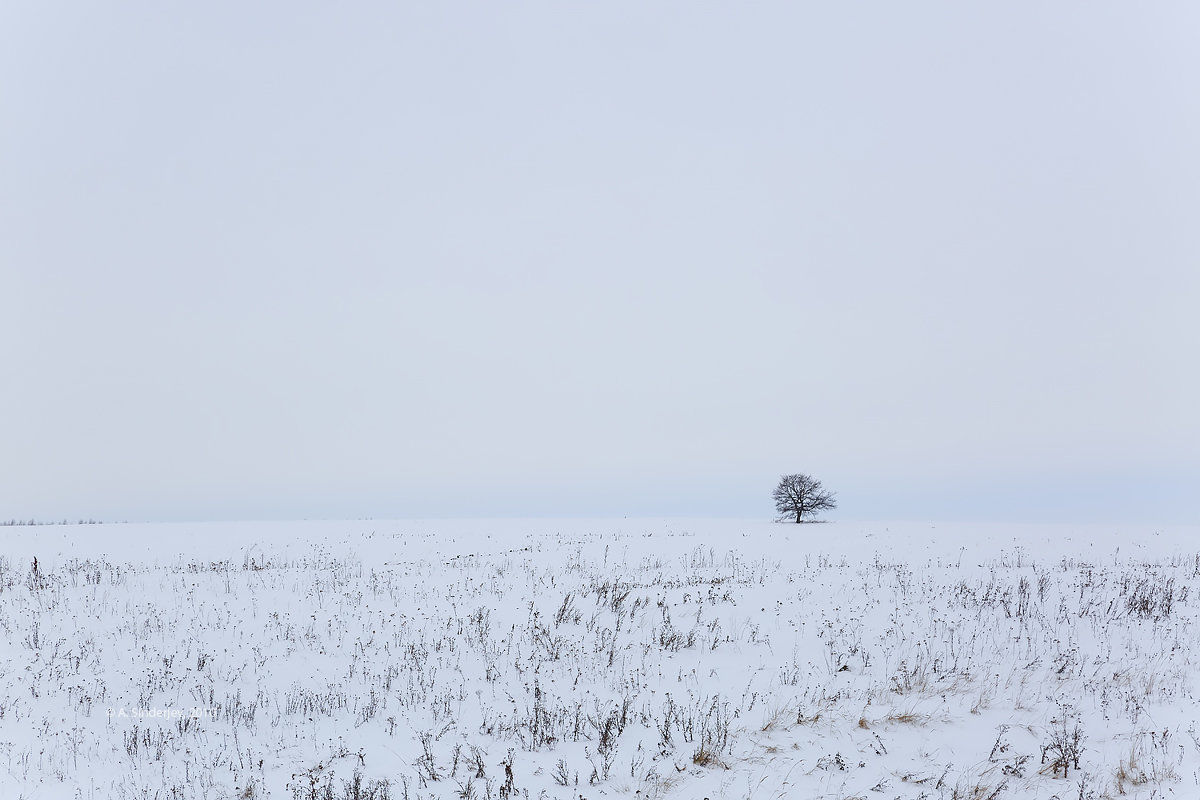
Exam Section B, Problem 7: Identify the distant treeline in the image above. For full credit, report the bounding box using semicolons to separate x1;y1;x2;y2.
1;519;112;526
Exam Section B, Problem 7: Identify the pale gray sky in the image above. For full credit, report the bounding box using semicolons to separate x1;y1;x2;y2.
3;2;1197;522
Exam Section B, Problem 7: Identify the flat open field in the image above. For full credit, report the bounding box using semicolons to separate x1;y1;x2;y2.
2;519;1198;799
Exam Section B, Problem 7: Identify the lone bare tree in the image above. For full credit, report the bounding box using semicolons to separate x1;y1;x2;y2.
772;473;837;523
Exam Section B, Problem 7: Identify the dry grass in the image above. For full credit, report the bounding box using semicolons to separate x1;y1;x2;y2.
692;743;728;769
1114;748;1148;794
795;709;823;725
886;711;927;725
759;702;793;732
953;784;1004;800
1113;739;1180;794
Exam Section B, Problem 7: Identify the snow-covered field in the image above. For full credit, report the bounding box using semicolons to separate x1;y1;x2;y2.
2;518;1198;800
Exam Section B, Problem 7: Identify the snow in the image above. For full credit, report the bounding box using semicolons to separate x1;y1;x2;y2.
2;518;1198;799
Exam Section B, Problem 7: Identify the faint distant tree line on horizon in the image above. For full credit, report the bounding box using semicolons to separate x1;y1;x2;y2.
1;519;109;527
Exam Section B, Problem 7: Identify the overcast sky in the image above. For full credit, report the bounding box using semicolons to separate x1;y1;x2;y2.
3;2;1197;523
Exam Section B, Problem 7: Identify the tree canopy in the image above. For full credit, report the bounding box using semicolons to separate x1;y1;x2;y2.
772;473;836;523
